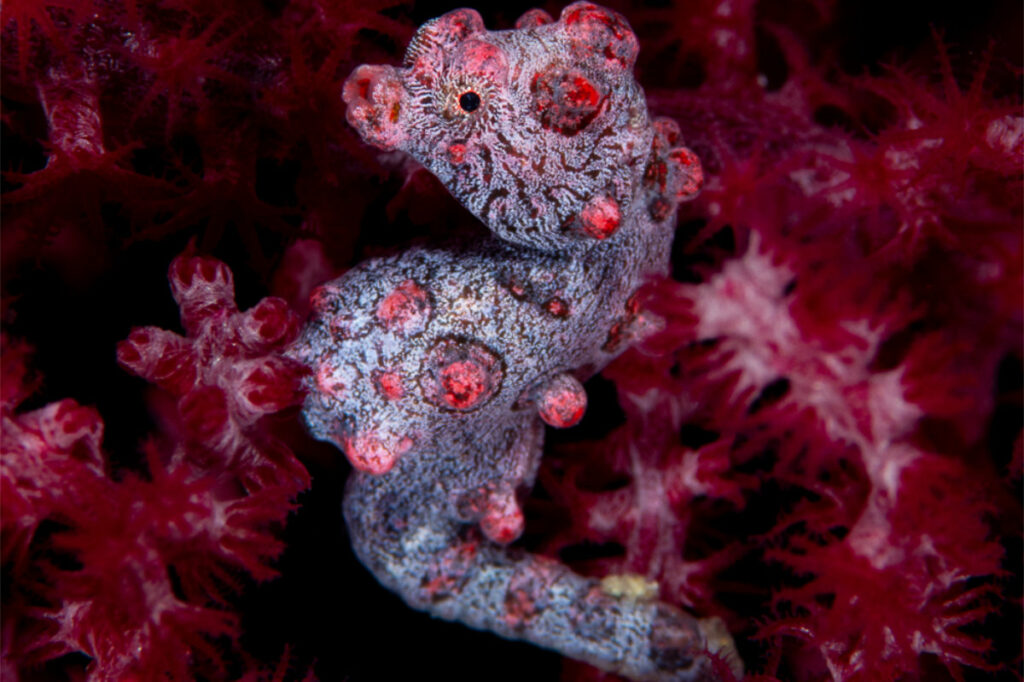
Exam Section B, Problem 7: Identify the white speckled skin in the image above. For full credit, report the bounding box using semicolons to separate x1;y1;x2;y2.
288;4;735;680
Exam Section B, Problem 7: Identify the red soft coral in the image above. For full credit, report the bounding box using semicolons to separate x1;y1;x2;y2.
32;468;240;680
543;13;1019;680
26;443;301;681
127;15;249;130
2;254;312;681
117;250;309;492
1;396;105;570
764;452;1002;679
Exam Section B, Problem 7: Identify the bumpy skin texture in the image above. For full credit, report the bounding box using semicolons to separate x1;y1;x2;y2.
289;4;731;680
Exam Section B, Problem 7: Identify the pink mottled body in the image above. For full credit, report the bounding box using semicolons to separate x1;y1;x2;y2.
290;4;733;680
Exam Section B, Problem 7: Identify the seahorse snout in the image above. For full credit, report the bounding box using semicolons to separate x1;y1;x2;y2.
342;64;407;151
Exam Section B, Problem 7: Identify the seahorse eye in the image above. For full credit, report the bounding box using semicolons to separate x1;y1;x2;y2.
458;91;481;112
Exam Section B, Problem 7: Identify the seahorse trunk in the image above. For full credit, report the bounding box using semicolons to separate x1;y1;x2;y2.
295;2;729;678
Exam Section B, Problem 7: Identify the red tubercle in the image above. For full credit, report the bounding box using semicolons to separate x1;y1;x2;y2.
578;195;621;239
433;9;485;41
669;147;704;200
532;67;607;135
458;39;508;83
561;3;638;69
653;118;682;148
376;279;432;335
309;284;341;315
507;280;528;299
536;374;587;428
440;360;488;409
645;159;669;193
342;64;409;151
625;292;642;316
343;431;411;475
421;338;504;411
373;369;405;400
480;492;525;545
315;363;346;401
355;78;371;100
566;76;600;109
602;321;627;352
515;9;553;29
448;143;467;164
543;297;571;318
601;292;647;353
481;511;523;545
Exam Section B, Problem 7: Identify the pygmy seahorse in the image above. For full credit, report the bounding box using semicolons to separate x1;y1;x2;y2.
288;4;740;679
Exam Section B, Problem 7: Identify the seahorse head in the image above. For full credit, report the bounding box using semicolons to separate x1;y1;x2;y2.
343;3;658;250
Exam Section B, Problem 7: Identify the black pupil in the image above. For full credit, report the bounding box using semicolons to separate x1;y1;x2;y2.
459;91;481;112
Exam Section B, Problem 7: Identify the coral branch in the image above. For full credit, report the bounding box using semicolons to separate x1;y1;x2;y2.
118;251;309;491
